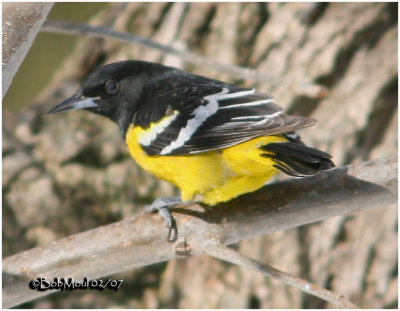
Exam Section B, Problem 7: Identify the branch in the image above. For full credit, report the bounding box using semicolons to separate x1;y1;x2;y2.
200;242;359;308
2;2;54;98
3;156;397;308
40;20;329;99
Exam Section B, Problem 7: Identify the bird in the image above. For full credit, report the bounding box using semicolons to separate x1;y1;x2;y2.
47;60;335;241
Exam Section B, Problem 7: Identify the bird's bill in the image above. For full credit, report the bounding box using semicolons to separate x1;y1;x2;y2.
46;95;100;115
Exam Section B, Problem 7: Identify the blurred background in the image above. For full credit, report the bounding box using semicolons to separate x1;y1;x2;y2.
2;2;398;308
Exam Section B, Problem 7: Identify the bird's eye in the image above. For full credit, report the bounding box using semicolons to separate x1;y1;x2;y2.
104;80;118;94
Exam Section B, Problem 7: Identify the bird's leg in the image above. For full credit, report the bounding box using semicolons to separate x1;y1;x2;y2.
144;197;183;242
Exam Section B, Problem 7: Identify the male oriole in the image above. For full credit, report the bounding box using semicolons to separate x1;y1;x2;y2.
47;60;334;240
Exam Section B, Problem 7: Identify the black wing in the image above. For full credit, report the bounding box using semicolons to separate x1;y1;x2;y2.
135;70;316;156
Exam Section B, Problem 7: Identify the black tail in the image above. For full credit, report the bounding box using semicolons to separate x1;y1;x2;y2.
261;141;335;177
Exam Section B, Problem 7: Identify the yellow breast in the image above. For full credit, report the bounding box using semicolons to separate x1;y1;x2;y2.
125;124;286;205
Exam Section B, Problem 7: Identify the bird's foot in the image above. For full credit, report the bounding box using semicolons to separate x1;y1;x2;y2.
145;197;182;242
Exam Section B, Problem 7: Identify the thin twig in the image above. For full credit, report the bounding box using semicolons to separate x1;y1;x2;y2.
199;240;359;308
40;20;329;98
3;156;397;308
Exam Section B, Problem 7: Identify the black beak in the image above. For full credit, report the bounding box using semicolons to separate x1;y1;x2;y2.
46;95;100;115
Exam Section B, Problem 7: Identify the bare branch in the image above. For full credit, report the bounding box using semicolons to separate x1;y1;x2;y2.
40;20;329;99
3;156;397;308
2;2;54;98
199;241;359;308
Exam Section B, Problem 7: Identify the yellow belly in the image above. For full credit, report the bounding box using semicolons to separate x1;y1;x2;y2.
126;124;286;205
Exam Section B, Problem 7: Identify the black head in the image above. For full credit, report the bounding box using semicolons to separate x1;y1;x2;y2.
47;60;169;136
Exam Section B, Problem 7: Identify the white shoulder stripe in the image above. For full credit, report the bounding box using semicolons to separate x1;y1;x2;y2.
138;111;179;146
160;87;231;155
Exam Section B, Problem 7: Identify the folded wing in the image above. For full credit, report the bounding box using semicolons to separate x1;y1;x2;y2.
137;74;316;156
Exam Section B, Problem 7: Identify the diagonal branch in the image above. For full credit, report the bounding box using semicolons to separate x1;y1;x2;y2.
2;156;397;308
40;20;329;99
199;241;359;308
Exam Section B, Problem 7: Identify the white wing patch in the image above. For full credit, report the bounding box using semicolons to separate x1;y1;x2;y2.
160;88;230;155
138;110;179;146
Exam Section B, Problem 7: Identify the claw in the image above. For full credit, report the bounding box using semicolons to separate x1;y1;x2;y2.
167;216;178;242
158;206;178;242
145;197;182;242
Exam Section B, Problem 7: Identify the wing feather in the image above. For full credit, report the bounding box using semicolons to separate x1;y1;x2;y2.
136;72;316;156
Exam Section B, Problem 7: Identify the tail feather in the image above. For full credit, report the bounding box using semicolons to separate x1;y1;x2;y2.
261;141;335;177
